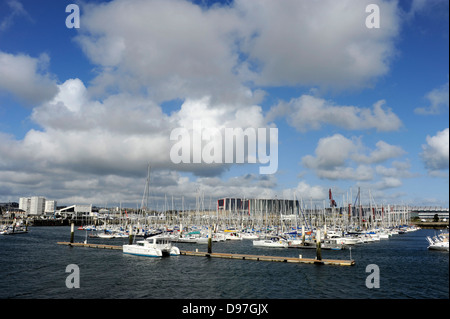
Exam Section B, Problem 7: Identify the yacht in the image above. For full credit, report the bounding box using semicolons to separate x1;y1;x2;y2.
123;235;180;257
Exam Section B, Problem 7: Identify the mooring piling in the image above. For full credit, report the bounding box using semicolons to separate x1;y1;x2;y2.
316;228;322;261
128;224;133;245
207;226;212;254
70;222;74;244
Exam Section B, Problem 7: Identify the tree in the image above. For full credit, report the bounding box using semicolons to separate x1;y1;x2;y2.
433;214;439;222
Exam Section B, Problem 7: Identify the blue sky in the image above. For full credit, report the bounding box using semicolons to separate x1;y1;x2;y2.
0;0;448;209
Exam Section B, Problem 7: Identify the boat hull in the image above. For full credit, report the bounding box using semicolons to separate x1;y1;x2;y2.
123;236;181;257
123;245;163;257
428;243;449;251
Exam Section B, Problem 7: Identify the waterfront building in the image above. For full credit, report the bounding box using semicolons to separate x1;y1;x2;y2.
44;200;57;214
57;204;92;219
19;197;31;214
29;196;46;215
410;207;449;221
19;196;57;216
20;196;46;215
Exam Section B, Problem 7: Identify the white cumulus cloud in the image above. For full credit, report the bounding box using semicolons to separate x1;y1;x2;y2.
268;95;402;132
421;128;449;172
0;51;58;105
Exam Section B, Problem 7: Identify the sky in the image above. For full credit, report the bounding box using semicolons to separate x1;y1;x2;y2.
0;0;448;210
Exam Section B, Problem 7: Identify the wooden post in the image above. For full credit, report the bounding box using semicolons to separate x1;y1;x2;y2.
207;226;212;254
128;224;133;245
316;228;322;261
70;222;74;243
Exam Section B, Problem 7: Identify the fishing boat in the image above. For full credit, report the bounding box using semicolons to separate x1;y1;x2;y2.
123;235;180;257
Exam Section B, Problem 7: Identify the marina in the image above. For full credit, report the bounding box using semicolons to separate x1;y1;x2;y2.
1;171;448;299
0;225;448;299
0;0;448;310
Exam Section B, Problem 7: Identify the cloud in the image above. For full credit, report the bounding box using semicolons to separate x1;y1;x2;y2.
0;75;272;205
269;95;402;132
235;0;400;89
414;81;449;115
372;161;417;189
0;0;32;32
0;51;58;105
74;0;401;103
281;181;327;201
375;160;416;178
0;0;413;205
302;134;406;182
302;134;357;171
421;128;449;172
354;141;406;164
75;0;249;105
2;77;271;180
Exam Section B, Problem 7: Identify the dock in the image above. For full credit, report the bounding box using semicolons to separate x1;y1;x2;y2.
57;242;122;250
57;242;355;266
181;250;354;266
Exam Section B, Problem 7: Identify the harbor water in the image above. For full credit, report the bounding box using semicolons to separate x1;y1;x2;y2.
0;227;448;299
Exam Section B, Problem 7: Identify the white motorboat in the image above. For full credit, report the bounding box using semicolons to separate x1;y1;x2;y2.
175;230;203;243
253;236;289;248
378;231;390;239
224;232;243;240
327;234;359;245
241;233;259;240
175;234;202;243
123;235;180;257
213;232;226;242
